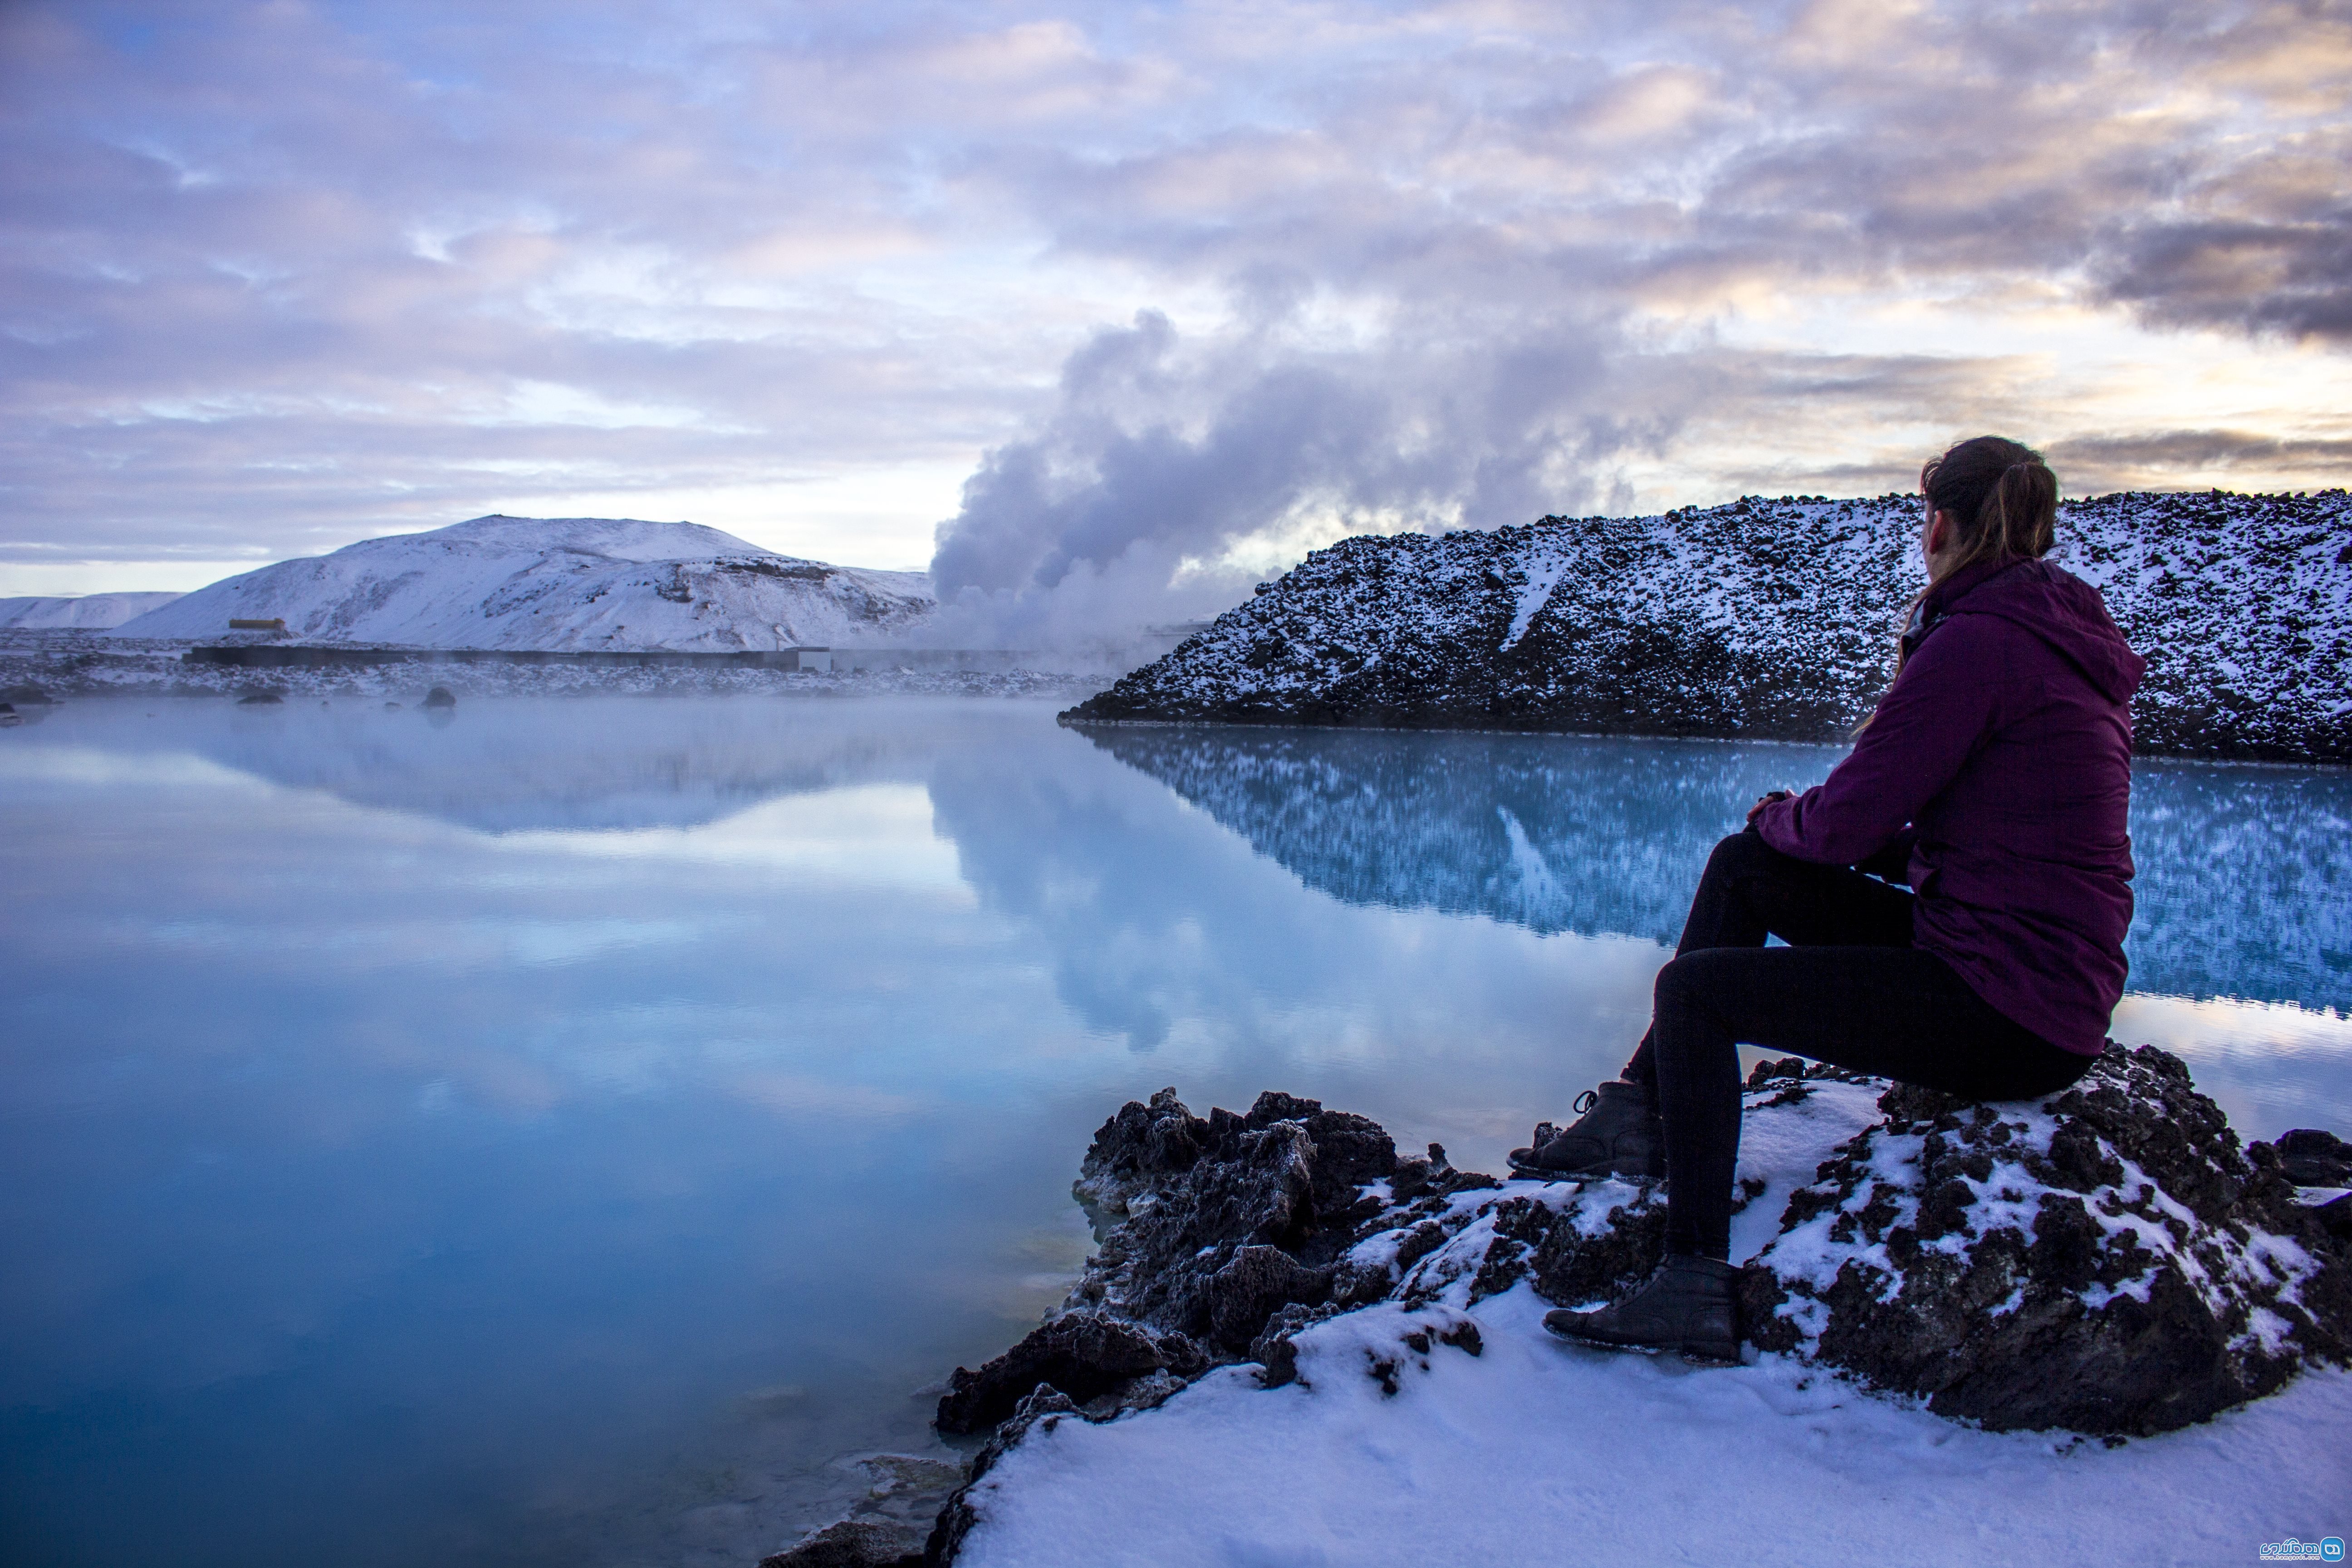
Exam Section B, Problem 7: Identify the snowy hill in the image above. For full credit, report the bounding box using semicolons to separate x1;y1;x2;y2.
0;592;182;630
111;516;934;651
1064;490;2352;764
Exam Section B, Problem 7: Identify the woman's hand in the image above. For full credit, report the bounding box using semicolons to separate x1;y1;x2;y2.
1746;789;1793;826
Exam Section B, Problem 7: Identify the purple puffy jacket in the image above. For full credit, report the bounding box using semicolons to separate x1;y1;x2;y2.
1752;556;2146;1056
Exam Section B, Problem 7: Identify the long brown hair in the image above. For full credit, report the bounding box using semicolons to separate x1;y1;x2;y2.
1920;435;2058;577
1863;436;2060;722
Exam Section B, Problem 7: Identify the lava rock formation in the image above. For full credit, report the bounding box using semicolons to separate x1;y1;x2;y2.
911;1054;2350;1561
1063;490;2352;764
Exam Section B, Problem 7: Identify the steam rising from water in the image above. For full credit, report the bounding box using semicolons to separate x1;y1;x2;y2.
924;306;1668;652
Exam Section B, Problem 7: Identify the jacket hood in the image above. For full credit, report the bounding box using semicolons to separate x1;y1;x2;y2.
1939;559;2146;703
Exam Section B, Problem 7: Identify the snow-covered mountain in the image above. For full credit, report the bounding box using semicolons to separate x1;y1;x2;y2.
0;592;183;630
111;515;934;650
1065;490;2352;764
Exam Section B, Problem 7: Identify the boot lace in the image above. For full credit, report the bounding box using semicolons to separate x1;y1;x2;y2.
1572;1088;1598;1115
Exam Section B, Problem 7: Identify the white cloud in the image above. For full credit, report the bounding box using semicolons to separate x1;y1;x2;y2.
0;0;2346;617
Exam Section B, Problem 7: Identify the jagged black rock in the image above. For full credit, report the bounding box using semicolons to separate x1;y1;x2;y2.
1740;1047;2352;1435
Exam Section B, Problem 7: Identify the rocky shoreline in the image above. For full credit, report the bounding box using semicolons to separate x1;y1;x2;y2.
1061;490;2352;765
760;1053;2352;1565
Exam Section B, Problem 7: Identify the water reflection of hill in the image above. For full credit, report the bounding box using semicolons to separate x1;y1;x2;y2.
1080;727;1814;945
1081;727;2352;1014
2129;761;2352;1011
127;697;988;834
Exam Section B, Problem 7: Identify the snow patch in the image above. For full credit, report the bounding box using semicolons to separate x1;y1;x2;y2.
1498;545;1569;651
951;1289;2352;1568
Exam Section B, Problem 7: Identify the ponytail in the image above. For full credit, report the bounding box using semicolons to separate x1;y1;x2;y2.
1862;436;2061;725
1920;436;2058;576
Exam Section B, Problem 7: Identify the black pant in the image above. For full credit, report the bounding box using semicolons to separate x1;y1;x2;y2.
1625;831;2093;1260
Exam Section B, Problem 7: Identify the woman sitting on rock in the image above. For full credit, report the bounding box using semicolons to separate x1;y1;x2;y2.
1521;435;2144;1364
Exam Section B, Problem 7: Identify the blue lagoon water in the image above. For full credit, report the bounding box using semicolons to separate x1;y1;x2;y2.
2;697;2347;1566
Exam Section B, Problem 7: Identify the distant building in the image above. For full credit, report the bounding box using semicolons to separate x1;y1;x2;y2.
228;618;287;633
792;647;833;672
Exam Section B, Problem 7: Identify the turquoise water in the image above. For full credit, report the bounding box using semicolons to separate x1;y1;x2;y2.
2;696;2346;1567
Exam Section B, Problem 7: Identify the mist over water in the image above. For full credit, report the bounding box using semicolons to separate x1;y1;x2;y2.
2;697;2343;1567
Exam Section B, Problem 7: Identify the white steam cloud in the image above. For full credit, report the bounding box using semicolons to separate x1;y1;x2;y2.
924;304;1652;652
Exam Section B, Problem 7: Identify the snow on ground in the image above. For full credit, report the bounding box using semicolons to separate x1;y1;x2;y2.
956;1295;2352;1568
954;1078;2352;1567
1724;1079;1886;1263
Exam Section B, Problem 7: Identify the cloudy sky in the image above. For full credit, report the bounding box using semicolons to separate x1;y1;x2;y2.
3;0;2348;630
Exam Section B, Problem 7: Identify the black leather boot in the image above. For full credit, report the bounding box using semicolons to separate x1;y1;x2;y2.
1543;1254;1741;1365
1508;1080;1666;1183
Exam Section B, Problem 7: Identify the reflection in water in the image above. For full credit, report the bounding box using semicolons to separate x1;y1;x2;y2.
922;738;1662;1072
1078;725;1808;944
158;697;985;833
1079;725;2352;1014
1;698;2345;1568
2127;760;2352;1011
2112;993;2352;1151
1;700;1665;1568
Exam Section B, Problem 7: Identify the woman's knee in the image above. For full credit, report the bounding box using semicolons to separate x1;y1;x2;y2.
1654;945;1808;1044
1649;953;1748;1086
1652;948;1728;1020
1706;827;1782;876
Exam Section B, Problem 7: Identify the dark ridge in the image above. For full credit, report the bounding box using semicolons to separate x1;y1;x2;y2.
1063;490;2352;765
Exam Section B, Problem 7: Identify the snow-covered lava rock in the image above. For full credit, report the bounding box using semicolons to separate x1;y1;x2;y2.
1062;490;2352;764
921;1055;2352;1560
1738;1049;2352;1435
